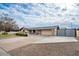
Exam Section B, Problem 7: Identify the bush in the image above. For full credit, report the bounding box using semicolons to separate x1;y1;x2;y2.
2;32;8;35
15;32;28;36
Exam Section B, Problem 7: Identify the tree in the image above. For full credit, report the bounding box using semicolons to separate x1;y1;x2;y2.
0;16;19;32
0;21;3;31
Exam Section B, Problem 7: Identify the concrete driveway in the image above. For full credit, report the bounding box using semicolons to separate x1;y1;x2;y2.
0;36;39;52
34;36;78;43
0;48;10;56
0;35;78;55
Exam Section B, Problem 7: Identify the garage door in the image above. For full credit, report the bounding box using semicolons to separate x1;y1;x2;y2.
57;29;76;37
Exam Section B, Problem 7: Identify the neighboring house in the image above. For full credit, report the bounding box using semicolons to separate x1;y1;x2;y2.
20;27;28;33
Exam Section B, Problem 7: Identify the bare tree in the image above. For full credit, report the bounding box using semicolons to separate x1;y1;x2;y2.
0;21;3;31
0;16;19;32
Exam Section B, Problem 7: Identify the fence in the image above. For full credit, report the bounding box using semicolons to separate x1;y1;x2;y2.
57;29;76;37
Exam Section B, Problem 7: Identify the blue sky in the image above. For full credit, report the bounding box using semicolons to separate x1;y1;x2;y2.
0;2;79;29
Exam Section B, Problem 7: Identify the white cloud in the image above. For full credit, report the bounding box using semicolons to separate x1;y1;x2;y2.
0;3;79;28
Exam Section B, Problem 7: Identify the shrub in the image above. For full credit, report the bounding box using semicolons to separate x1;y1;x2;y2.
15;32;28;36
2;32;8;35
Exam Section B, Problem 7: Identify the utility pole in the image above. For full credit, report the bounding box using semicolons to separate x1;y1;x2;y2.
71;18;75;29
71;21;72;29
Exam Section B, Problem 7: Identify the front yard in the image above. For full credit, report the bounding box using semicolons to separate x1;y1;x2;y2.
0;31;28;39
0;34;17;39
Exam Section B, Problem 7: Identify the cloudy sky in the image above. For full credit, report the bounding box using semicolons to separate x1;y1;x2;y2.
0;1;79;29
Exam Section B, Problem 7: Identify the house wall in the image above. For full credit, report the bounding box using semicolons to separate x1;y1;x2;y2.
41;29;56;36
53;29;57;36
35;30;41;35
76;30;79;37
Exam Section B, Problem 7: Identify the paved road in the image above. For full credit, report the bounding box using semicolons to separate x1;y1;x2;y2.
0;31;18;34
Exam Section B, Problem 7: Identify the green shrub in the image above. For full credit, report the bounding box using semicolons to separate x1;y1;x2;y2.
15;32;28;36
2;32;8;35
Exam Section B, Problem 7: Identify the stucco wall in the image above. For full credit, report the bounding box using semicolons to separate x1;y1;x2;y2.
53;29;57;36
41;29;56;36
35;30;41;35
76;30;79;37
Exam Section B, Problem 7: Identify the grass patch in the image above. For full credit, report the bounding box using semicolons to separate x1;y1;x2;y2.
0;34;17;39
16;32;28;36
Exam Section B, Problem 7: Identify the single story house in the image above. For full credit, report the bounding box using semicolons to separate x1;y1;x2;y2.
27;26;59;36
20;26;77;37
